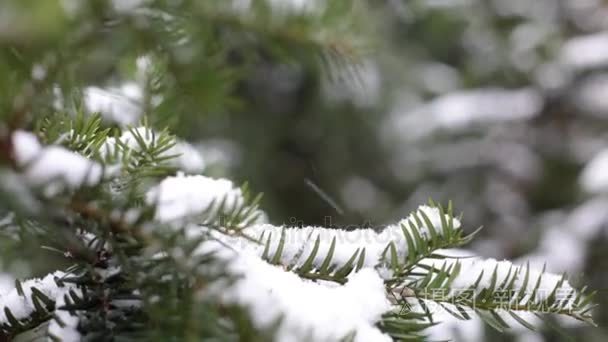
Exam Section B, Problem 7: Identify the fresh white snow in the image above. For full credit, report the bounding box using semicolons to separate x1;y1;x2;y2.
422;257;576;308
208;205;461;273
0;270;81;341
146;173;250;223
47;287;82;342
0;271;72;324
205;242;392;342
12;131;114;195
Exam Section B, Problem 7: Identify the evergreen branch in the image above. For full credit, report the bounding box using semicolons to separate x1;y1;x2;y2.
395;258;596;333
385;201;482;286
239;203;471;285
378;312;436;342
0;272;77;339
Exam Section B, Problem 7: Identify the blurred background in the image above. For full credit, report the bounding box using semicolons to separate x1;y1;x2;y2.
2;0;608;341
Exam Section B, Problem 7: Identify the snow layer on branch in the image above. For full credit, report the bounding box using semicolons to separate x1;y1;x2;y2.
12;131;113;195
216;205;459;273
206;242;391;342
0;270;80;341
425;257;576;307
188;205;457;341
413;254;581;340
146;173;248;223
101;126;205;173
0;271;70;324
47;288;81;342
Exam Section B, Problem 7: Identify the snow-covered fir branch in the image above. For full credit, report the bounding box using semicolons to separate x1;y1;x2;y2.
206;241;392;342
12;131;116;196
0;127;596;341
0;271;80;339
